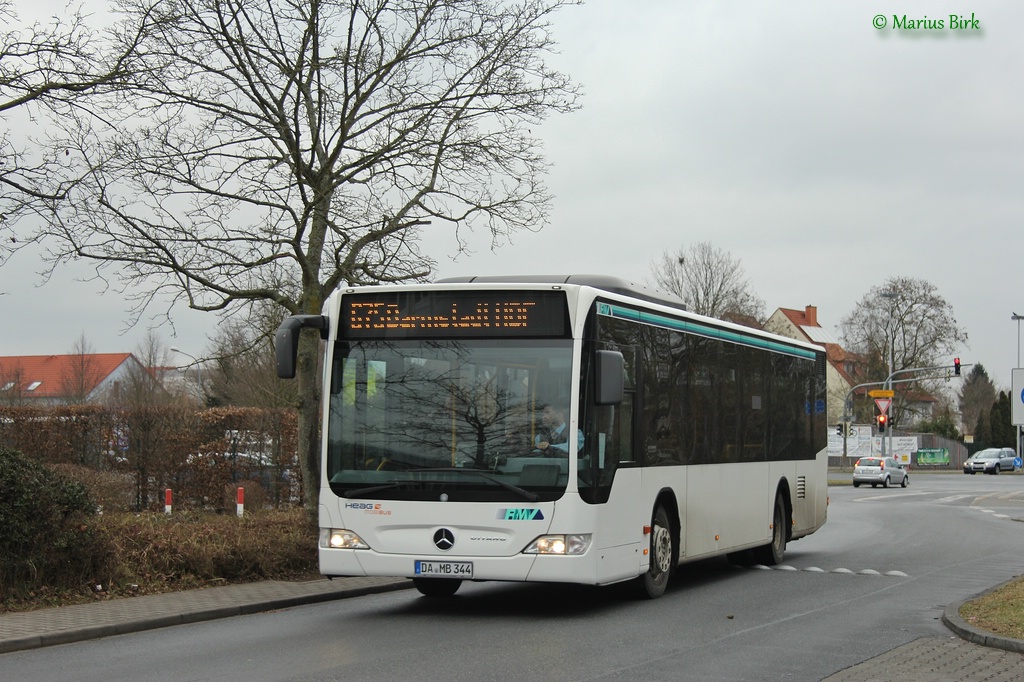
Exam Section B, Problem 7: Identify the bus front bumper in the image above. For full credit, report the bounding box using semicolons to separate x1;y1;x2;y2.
319;546;603;585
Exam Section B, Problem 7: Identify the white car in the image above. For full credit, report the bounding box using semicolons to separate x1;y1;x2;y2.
852;456;909;488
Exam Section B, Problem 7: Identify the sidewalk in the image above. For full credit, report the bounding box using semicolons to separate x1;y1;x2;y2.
0;575;411;654
2;575;1024;680
823;587;1024;681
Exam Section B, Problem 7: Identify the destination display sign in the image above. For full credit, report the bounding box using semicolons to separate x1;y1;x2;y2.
342;290;570;339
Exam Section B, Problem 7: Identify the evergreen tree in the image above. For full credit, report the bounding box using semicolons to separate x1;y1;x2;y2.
990;392;1015;448
917;412;960;440
958;364;997;436
973;411;991;452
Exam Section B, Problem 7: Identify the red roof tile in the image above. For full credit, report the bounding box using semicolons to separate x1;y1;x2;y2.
0;353;134;398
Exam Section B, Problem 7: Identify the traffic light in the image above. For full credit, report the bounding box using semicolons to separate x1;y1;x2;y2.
954;357;961;376
836;423;843;437
876;414;887;433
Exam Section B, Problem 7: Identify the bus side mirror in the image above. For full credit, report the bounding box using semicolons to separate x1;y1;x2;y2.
595;350;624;405
275;315;329;378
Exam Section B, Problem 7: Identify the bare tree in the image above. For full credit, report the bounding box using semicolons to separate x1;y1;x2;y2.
7;0;580;514
115;332;173;407
114;332;184;510
0;0;145;234
60;333;100;404
206;304;297;409
838;277;968;427
649;242;765;323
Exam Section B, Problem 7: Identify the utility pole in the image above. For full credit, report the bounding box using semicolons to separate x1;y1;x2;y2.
845;364;969;462
880;291;897;460
1013;313;1023;462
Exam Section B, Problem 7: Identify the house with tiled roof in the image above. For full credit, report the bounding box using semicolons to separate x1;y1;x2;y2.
765;305;859;425
0;353;147;405
766;305;939;429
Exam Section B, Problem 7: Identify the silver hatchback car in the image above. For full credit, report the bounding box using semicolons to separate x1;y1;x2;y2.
853;456;909;488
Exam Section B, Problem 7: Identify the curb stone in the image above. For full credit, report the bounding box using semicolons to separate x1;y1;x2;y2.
942;578;1024;655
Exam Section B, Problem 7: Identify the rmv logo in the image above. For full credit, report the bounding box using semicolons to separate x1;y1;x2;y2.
498;508;545;521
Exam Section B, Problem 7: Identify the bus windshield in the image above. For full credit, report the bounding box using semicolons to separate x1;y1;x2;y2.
326;338;576;501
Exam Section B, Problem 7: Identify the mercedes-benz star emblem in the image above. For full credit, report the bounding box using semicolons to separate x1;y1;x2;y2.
433;528;455;551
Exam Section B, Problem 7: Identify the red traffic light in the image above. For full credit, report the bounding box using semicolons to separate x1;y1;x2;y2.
876;414;888;432
954;357;961;376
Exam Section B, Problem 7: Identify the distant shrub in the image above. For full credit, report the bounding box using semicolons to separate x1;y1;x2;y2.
48;463;135;513
0;447;109;597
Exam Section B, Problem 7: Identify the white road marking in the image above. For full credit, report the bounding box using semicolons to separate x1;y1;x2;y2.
750;565;909;577
853;491;930;502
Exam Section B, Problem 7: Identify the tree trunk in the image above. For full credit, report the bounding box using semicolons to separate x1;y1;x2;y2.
296;329;322;528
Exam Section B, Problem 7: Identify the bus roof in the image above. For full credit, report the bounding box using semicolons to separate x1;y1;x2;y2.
336;274;824;359
432;274;824;358
436;274;689;313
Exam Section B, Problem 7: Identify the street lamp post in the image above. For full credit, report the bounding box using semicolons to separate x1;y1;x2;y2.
1013;314;1023;460
880;291;897;459
170;347;204;405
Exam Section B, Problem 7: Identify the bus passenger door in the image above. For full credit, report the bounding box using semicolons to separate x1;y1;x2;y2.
587;382;645;584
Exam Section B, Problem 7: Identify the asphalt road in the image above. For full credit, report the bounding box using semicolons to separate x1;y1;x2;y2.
2;473;1023;681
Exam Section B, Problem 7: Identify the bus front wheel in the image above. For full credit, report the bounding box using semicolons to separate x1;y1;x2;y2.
413;578;462;598
637;505;673;599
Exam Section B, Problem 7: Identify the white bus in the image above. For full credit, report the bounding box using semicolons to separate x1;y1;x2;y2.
276;275;828;598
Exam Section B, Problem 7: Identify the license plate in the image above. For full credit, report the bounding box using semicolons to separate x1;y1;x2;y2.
414;560;473;578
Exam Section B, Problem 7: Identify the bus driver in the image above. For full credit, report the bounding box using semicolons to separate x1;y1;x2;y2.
534;404;583;455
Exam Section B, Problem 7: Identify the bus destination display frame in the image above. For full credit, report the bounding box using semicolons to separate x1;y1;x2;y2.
342;290;570;339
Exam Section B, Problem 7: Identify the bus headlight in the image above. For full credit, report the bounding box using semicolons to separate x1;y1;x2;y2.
523;534;591;555
320;528;370;549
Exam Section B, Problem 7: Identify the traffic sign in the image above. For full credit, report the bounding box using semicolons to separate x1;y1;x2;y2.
1012;369;1024;426
875;398;891;414
868;389;895;398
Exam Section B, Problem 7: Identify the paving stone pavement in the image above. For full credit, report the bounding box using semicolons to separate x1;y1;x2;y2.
822;637;1024;682
1;574;1023;680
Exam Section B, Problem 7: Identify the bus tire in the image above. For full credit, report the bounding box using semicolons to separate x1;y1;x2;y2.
754;494;787;566
637;505;673;599
413;578;462;598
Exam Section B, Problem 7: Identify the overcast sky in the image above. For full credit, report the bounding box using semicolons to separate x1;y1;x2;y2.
3;0;1023;390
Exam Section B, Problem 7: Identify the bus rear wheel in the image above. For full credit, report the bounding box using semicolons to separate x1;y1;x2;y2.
413;578;462;598
754;494;787;566
637;505;673;599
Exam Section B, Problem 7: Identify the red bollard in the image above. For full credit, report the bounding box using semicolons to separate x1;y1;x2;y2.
165;488;172;515
236;487;244;517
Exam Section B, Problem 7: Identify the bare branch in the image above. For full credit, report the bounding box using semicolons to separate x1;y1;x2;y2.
838;276;969;426
4;0;581;509
649;241;766;323
0;0;152;227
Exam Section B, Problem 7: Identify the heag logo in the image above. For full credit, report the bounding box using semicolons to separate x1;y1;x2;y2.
497;508;545;521
344;502;391;515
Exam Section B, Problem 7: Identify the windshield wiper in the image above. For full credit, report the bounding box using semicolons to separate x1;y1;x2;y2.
416;468;540;502
344;482;410;497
